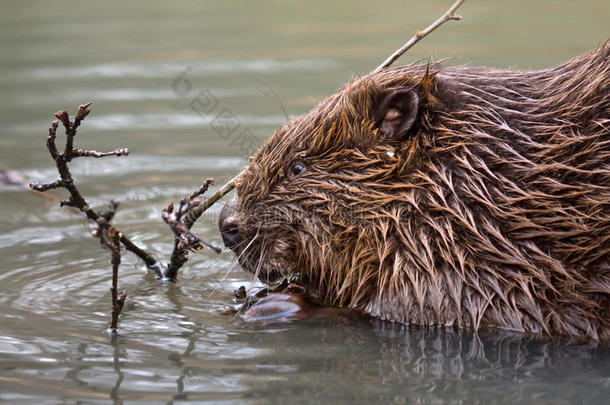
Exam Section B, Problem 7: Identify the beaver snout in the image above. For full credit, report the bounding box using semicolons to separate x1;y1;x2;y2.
218;194;243;250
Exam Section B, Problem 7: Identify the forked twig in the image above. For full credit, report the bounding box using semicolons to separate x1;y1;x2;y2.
30;104;223;330
31;104;221;283
30;104;159;269
163;186;223;281
183;174;242;229
374;0;465;73
29;104;142;331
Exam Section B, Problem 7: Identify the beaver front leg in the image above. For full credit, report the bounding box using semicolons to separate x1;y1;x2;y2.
227;282;365;323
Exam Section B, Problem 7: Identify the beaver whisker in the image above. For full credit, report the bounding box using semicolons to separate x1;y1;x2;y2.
207;229;260;299
235;227;260;262
230;234;254;253
214;199;242;214
250;239;267;288
256;78;290;123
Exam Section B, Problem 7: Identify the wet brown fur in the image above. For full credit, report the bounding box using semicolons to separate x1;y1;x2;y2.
230;44;610;340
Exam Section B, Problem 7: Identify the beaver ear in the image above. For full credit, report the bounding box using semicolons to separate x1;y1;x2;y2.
374;89;419;140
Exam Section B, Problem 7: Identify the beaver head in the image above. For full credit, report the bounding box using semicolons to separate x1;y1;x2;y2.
219;45;610;339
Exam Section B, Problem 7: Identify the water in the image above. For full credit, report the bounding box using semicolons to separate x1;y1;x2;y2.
1;0;609;403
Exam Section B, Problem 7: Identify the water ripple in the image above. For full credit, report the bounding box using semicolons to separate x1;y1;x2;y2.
25;155;244;182
20;59;338;80
17;87;260;106
12;112;284;133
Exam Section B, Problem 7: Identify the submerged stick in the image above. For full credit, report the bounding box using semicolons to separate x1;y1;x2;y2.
97;217;127;333
374;0;465;73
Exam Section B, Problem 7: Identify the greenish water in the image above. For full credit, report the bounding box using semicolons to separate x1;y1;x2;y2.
1;1;609;403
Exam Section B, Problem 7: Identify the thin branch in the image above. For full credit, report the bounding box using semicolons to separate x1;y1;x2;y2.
184;173;241;229
188;178;214;201
30;103;161;272
373;0;465;73
56;102;91;161
30;179;64;192
31;103;223;286
164;181;223;281
73;148;130;158
96;217;127;333
30;0;467;317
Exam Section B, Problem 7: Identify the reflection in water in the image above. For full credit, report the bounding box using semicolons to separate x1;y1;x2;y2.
1;245;609;403
225;320;610;404
110;337;125;404
75;312;608;404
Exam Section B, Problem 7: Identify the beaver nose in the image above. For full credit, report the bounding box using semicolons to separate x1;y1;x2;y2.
219;194;243;250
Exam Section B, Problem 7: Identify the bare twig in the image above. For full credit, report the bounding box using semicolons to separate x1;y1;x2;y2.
73;148;130;158
184;173;241;229
188;178;214;201
96;217;127;333
29;104;161;271
31;103;223;288
373;0;465;73
162;178;223;281
163;198;222;280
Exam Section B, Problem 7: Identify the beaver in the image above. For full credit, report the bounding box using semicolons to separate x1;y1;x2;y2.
219;44;610;340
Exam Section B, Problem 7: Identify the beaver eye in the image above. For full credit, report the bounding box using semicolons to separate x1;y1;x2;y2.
287;162;306;180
